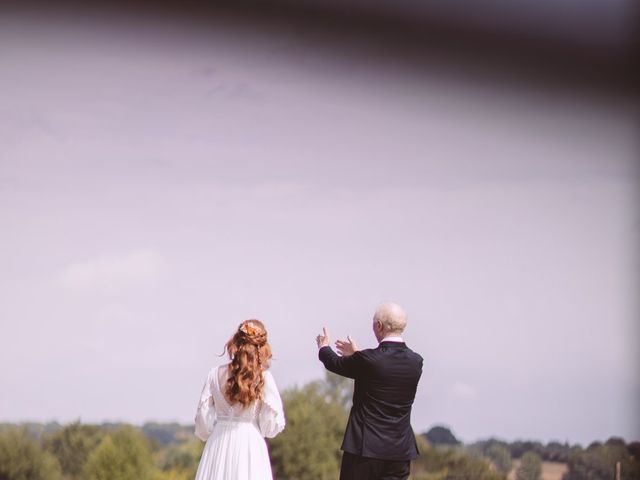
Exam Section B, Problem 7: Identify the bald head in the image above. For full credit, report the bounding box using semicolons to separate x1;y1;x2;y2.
373;302;407;335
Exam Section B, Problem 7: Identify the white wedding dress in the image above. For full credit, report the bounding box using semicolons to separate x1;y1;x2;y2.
194;365;286;480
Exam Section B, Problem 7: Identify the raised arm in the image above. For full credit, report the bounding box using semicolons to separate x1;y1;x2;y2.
316;327;364;379
318;346;364;379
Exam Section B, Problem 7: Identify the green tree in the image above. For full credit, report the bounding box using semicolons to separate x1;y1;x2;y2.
154;439;203;480
516;451;542;480
323;371;354;409
0;427;63;480
43;421;104;479
628;441;640;460
423;426;460;446
411;442;504;480
151;469;193;480
268;381;347;480
142;423;191;447
564;441;640;480
83;426;154;480
486;443;512;475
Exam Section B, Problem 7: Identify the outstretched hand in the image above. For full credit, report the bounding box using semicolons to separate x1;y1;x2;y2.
335;335;359;357
316;327;331;349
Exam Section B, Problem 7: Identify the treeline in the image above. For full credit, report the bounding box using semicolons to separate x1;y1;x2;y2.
436;430;640;480
0;423;203;480
1;374;638;480
468;436;640;464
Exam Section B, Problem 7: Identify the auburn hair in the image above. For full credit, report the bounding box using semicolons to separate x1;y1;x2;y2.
224;319;272;408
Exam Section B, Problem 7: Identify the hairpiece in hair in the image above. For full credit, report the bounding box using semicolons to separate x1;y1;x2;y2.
240;322;259;337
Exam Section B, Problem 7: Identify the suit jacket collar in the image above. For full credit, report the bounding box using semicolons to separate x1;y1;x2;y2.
378;341;407;348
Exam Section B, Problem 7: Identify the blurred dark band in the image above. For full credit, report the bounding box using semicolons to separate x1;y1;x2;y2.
2;0;638;94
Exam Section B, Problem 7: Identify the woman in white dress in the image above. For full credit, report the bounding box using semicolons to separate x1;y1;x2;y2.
194;319;286;480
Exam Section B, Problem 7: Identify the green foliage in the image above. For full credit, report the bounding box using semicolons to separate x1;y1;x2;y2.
486;443;512;474
151;469;194;480
543;441;572;463
628;442;640;460
509;441;545;460
516;451;542;480
154;439;203;480
414;434;431;455
563;441;640;480
605;437;626;448
0;427;63;480
411;442;505;480
268;381;347;480
142;423;192;448
469;438;574;463
0;423;62;440
83;426;155;480
43;421;104;479
423;426;460;446
323;371;354;409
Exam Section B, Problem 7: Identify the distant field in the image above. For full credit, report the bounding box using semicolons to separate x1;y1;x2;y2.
507;460;568;480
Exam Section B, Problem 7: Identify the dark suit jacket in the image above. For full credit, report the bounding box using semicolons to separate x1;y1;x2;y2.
318;341;423;461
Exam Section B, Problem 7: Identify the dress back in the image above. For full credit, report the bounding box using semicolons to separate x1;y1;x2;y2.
211;366;262;423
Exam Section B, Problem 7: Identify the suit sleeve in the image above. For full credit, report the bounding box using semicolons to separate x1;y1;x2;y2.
318;346;364;379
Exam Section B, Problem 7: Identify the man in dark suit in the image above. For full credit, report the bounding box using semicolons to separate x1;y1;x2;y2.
316;302;423;480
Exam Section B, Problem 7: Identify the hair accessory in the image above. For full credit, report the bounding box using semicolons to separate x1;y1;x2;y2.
240;322;259;337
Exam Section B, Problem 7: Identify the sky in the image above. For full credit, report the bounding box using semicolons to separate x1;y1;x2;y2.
0;5;638;444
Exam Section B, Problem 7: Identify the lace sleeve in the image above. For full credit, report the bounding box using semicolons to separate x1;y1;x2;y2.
258;370;286;438
194;368;216;441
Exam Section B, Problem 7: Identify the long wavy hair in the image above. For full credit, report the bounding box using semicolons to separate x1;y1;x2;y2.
224;319;272;408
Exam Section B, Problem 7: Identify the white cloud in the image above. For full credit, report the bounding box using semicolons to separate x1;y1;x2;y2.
56;250;164;290
452;382;478;400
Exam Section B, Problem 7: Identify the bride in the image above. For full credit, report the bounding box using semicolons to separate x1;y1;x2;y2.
194;319;286;480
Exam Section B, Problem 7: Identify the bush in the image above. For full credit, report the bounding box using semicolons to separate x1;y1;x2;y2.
564;442;640;480
83;426;155;480
0;427;63;480
411;441;505;480
486;444;512;474
155;439;203;479
516;451;541;480
43;421;104;479
268;381;347;480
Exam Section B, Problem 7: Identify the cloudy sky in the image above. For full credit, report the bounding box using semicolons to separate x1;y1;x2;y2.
0;6;638;444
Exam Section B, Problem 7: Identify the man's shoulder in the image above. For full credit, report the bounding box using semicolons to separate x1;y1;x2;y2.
371;344;424;366
402;345;424;367
354;347;378;358
406;346;423;361
371;343;422;354
358;345;420;359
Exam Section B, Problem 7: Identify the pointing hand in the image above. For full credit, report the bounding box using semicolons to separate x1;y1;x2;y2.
316;327;331;349
335;335;359;357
